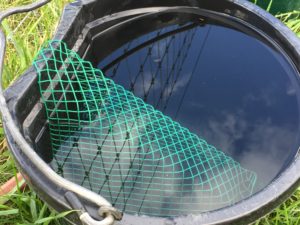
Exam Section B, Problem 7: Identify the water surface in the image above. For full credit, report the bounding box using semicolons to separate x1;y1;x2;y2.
51;17;300;218
98;21;300;192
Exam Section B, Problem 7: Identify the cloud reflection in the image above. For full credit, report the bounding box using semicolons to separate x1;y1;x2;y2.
197;110;297;191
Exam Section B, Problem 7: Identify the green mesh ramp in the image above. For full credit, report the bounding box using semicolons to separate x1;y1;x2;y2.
34;40;257;217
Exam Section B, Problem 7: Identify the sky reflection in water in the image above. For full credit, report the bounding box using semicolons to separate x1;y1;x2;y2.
98;23;300;193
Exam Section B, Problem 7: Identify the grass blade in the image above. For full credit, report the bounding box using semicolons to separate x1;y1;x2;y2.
0;209;19;216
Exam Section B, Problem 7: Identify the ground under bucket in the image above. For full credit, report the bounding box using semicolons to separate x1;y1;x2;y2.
2;0;300;225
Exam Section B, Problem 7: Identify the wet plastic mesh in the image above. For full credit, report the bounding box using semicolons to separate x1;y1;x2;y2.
34;40;257;217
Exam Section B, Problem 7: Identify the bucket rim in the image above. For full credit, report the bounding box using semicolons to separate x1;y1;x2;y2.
2;0;300;224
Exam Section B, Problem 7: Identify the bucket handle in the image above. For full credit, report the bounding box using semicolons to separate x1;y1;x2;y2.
0;1;122;225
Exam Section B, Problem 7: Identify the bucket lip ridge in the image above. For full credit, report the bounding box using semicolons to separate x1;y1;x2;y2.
4;0;300;224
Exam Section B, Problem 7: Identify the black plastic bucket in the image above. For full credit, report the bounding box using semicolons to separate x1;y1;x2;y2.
2;0;300;225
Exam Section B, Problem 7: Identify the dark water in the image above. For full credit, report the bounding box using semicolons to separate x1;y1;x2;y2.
50;16;300;218
98;22;300;193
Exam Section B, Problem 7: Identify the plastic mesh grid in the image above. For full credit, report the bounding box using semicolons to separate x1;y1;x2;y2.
34;40;257;217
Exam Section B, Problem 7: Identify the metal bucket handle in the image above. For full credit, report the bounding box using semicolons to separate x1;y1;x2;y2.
0;1;122;224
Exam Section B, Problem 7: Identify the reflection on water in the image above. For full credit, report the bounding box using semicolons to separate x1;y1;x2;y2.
48;17;300;218
98;22;300;193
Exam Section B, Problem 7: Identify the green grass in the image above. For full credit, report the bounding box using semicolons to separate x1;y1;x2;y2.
0;191;72;225
253;189;300;225
0;0;300;225
0;1;71;224
276;11;300;37
0;0;70;88
0;148;73;225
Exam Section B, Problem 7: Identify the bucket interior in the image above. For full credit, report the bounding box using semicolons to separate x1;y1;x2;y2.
23;5;300;219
